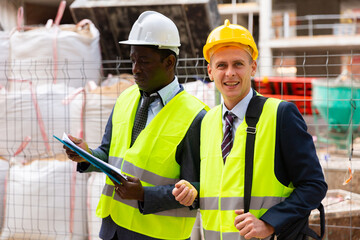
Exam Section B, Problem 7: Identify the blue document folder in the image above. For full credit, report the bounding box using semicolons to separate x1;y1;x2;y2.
54;133;127;184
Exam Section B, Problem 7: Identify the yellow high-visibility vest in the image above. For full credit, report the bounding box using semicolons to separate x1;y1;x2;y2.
200;97;294;240
96;85;208;239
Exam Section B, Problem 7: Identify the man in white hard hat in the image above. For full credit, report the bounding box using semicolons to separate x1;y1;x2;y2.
64;11;208;240
173;20;327;239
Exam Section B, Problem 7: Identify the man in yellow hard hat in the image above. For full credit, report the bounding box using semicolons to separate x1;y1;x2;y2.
173;19;327;239
64;11;208;240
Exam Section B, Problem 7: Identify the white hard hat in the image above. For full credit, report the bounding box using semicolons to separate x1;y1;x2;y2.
119;11;181;55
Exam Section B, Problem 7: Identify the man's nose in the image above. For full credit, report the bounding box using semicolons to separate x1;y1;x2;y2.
226;66;236;77
132;62;141;74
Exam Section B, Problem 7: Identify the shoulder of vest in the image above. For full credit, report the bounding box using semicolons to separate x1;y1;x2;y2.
253;95;282;107
264;97;282;110
116;85;139;101
259;97;282;119
204;104;221;118
254;91;282;104
177;90;210;111
122;84;139;95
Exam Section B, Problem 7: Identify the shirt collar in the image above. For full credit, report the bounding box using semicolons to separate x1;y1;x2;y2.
157;76;180;106
222;88;254;121
140;76;181;106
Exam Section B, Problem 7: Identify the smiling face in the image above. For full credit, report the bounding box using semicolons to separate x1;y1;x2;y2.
208;46;257;110
130;45;174;93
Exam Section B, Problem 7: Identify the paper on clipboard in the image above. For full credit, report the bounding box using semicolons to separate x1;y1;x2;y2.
54;132;127;184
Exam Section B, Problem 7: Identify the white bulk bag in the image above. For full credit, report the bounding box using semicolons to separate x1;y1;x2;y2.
0;31;9;89
67;90;116;148
0;159;9;234
0;159;88;240
0;83;78;160
68;76;134;148
87;172;106;240
8;2;102;91
183;80;216;108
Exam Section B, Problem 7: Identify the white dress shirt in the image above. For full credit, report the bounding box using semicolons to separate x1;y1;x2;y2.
222;89;253;135
138;76;181;126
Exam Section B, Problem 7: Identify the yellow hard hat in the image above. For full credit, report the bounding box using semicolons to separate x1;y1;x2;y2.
203;19;258;62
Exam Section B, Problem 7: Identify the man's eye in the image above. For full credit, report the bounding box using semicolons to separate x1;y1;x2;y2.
217;63;225;68
131;59;149;64
235;62;244;66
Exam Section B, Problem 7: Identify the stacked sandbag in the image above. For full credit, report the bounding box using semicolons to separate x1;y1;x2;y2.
8;2;102;92
69;74;134;148
183;80;216;108
0;159;9;235
0;31;9;89
86;172;106;240
0;158;88;240
0;2;110;239
1;1;103;160
0;83;78;161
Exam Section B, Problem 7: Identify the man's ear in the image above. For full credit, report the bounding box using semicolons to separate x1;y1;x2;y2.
251;60;257;77
165;55;176;70
207;63;214;81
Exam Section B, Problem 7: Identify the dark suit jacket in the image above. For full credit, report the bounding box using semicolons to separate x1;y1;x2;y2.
259;98;327;235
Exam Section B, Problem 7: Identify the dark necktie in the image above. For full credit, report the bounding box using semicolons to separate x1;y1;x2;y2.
222;111;236;162
131;93;158;146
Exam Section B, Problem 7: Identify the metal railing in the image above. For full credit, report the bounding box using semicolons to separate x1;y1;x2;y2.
216;0;258;4
272;13;360;38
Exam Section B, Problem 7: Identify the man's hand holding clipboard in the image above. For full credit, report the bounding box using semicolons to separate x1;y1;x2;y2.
54;133;128;185
62;134;91;163
56;133;145;201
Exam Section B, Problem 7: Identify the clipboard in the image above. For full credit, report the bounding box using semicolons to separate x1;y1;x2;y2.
54;133;127;184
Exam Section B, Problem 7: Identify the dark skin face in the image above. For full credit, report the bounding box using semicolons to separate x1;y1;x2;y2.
130;45;176;94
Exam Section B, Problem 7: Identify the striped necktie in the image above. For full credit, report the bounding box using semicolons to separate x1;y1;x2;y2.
221;111;236;162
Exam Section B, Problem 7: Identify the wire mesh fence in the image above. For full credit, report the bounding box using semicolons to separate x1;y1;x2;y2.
0;53;359;239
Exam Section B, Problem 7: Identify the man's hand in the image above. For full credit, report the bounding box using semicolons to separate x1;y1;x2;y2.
172;180;198;206
112;176;144;201
234;209;274;239
63;134;90;163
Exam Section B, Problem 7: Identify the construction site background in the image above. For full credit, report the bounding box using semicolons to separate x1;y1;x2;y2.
1;0;360;239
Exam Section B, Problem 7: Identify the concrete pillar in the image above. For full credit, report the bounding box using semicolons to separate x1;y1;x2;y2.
259;0;273;77
248;12;253;35
232;0;237;24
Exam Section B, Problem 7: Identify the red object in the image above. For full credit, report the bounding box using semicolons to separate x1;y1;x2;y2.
252;77;316;115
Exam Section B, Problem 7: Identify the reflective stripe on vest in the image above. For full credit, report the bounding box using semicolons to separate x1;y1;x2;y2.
199;97;294;239
101;184;196;218
203;229;273;240
96;85;208;239
109;156;178;186
200;196;286;211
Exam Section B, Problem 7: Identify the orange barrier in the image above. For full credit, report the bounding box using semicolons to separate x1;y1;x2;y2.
262;94;314;115
252;77;316;115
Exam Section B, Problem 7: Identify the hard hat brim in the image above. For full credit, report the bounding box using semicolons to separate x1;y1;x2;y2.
119;40;180;55
119;39;180;47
